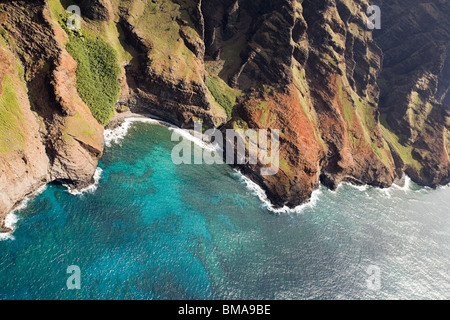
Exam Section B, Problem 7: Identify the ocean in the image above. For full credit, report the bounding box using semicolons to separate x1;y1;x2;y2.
0;120;448;299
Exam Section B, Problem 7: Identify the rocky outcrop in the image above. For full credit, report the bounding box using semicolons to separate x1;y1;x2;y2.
210;0;396;206
74;0;113;21
204;0;447;206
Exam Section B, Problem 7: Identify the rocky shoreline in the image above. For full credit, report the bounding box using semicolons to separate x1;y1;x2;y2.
0;224;11;234
0;0;448;226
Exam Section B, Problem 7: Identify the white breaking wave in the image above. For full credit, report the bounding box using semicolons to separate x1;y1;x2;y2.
106;115;322;214
0;184;48;241
378;175;416;198
378;187;392;198
65;167;103;196
168;125;219;153
0;213;18;241
104;116;175;147
1;160;104;240
104;118;135;147
392;175;412;191
437;183;450;190
333;175;418;198
337;182;369;192
104;115;219;152
233;169;322;214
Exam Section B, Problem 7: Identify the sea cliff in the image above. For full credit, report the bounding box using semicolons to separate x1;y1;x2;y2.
0;0;449;230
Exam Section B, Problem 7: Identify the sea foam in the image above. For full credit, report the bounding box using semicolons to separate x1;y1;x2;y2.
392;175;412;191
233;170;322;214
65;167;103;196
0;184;48;241
105;115;321;214
0;213;18;241
104;115;218;152
104;118;135;147
104;115;176;147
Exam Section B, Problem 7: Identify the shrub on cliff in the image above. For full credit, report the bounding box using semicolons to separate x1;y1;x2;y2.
65;31;121;126
206;76;234;121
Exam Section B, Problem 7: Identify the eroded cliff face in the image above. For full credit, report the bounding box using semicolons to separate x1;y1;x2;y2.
113;0;227;128
0;0;104;231
0;0;448;226
373;0;450;188
219;0;397;206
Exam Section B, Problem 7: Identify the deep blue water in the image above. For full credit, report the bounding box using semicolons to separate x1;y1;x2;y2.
0;122;449;299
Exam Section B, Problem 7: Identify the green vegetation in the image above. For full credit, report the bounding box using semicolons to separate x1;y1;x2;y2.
107;21;134;63
246;100;276;125
380;114;423;172
337;80;355;128
15;60;25;87
371;140;392;168
48;0;76;29
0;27;7;38
0;75;25;153
325;24;344;51
63;111;100;145
233;117;249;131
336;76;393;167
293;68;327;149
62;27;120;125
279;157;293;177
81;19;134;65
407;91;434;131
49;0;121;126
206;76;241;121
259;102;271;124
130;0;197;80
66;35;121;125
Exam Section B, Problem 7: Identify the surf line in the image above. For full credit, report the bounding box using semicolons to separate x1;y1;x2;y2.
104;113;322;214
104;113;226;162
0;184;48;240
234;169;322;214
63;167;103;196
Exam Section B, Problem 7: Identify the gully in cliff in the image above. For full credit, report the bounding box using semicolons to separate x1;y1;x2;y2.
171;121;280;176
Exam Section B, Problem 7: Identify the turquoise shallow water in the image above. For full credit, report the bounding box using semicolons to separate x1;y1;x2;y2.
0;122;449;299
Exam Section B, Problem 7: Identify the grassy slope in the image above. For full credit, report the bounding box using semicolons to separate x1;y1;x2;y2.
51;0;232;126
129;0;198;80
49;0;122;126
337;75;393;168
206;76;242;121
380;114;423;172
0;31;26;154
0;74;25;153
65;35;121;125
